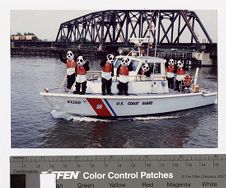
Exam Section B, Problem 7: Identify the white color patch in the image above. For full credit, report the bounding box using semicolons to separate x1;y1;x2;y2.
40;174;56;188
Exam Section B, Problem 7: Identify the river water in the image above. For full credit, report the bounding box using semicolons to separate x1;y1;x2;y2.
11;57;217;148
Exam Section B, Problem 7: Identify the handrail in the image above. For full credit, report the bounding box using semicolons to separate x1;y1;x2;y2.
59;74;67;91
87;70;102;74
58;70;166;91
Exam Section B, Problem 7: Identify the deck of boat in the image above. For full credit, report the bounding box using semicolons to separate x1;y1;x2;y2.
40;88;216;99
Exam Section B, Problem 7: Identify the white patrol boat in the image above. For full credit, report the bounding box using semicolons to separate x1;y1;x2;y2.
40;40;217;118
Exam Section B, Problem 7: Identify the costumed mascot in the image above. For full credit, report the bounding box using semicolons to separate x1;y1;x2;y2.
116;57;133;95
166;59;176;89
175;60;186;91
59;50;77;91
138;63;151;77
74;56;90;95
100;54;114;95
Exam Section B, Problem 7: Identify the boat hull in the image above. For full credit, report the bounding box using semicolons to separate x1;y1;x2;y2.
40;92;217;117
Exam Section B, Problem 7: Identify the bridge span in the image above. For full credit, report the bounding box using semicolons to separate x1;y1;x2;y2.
55;10;213;47
11;10;217;66
54;10;217;66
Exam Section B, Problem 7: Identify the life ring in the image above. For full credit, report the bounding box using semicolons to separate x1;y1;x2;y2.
183;74;192;86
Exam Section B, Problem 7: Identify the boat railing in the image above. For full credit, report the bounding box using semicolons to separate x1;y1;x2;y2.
87;71;102;81
131;74;166;82
58;71;102;91
126;50;140;57
57;71;167;92
59;71;102;88
59;74;67;91
87;71;166;82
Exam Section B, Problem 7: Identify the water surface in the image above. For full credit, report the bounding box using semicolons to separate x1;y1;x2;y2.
11;57;217;148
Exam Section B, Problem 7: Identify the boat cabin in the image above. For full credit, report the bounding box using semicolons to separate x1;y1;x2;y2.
86;55;169;94
113;55;167;81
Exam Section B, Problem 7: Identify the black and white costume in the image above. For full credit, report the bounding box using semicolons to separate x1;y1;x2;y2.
138;63;151;77
116;57;133;95
100;54;114;95
59;50;78;90
165;59;176;89
175;60;186;91
74;56;90;95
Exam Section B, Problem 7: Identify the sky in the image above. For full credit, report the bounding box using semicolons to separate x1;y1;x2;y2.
10;10;217;42
10;10;92;41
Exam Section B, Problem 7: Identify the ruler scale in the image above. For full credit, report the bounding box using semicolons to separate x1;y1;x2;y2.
11;155;226;188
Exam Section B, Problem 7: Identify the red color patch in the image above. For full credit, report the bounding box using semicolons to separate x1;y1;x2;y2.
86;98;112;117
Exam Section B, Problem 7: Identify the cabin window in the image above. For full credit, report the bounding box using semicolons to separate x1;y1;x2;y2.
114;58;122;68
130;59;139;71
149;62;161;74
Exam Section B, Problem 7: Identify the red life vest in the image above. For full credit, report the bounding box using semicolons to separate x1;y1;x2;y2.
66;59;76;68
102;63;112;73
77;66;87;75
177;68;185;75
167;66;174;73
119;66;129;76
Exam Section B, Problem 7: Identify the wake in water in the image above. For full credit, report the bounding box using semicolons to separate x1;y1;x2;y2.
51;110;179;122
51;110;111;122
133;115;179;121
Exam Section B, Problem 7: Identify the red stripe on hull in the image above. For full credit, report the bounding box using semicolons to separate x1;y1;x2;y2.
86;98;112;117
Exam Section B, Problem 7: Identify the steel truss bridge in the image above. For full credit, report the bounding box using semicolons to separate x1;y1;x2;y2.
55;10;214;51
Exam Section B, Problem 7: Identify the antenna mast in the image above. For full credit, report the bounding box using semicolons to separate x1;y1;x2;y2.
152;10;160;78
147;14;154;57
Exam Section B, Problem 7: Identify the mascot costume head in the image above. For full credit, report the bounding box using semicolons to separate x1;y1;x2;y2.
106;54;114;64
177;60;184;69
141;63;150;73
121;57;130;66
168;59;174;67
66;51;74;61
77;56;85;66
139;63;151;77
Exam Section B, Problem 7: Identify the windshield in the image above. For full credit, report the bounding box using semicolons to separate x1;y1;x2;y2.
151;63;161;74
130;59;140;71
149;62;161;74
114;58;122;68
